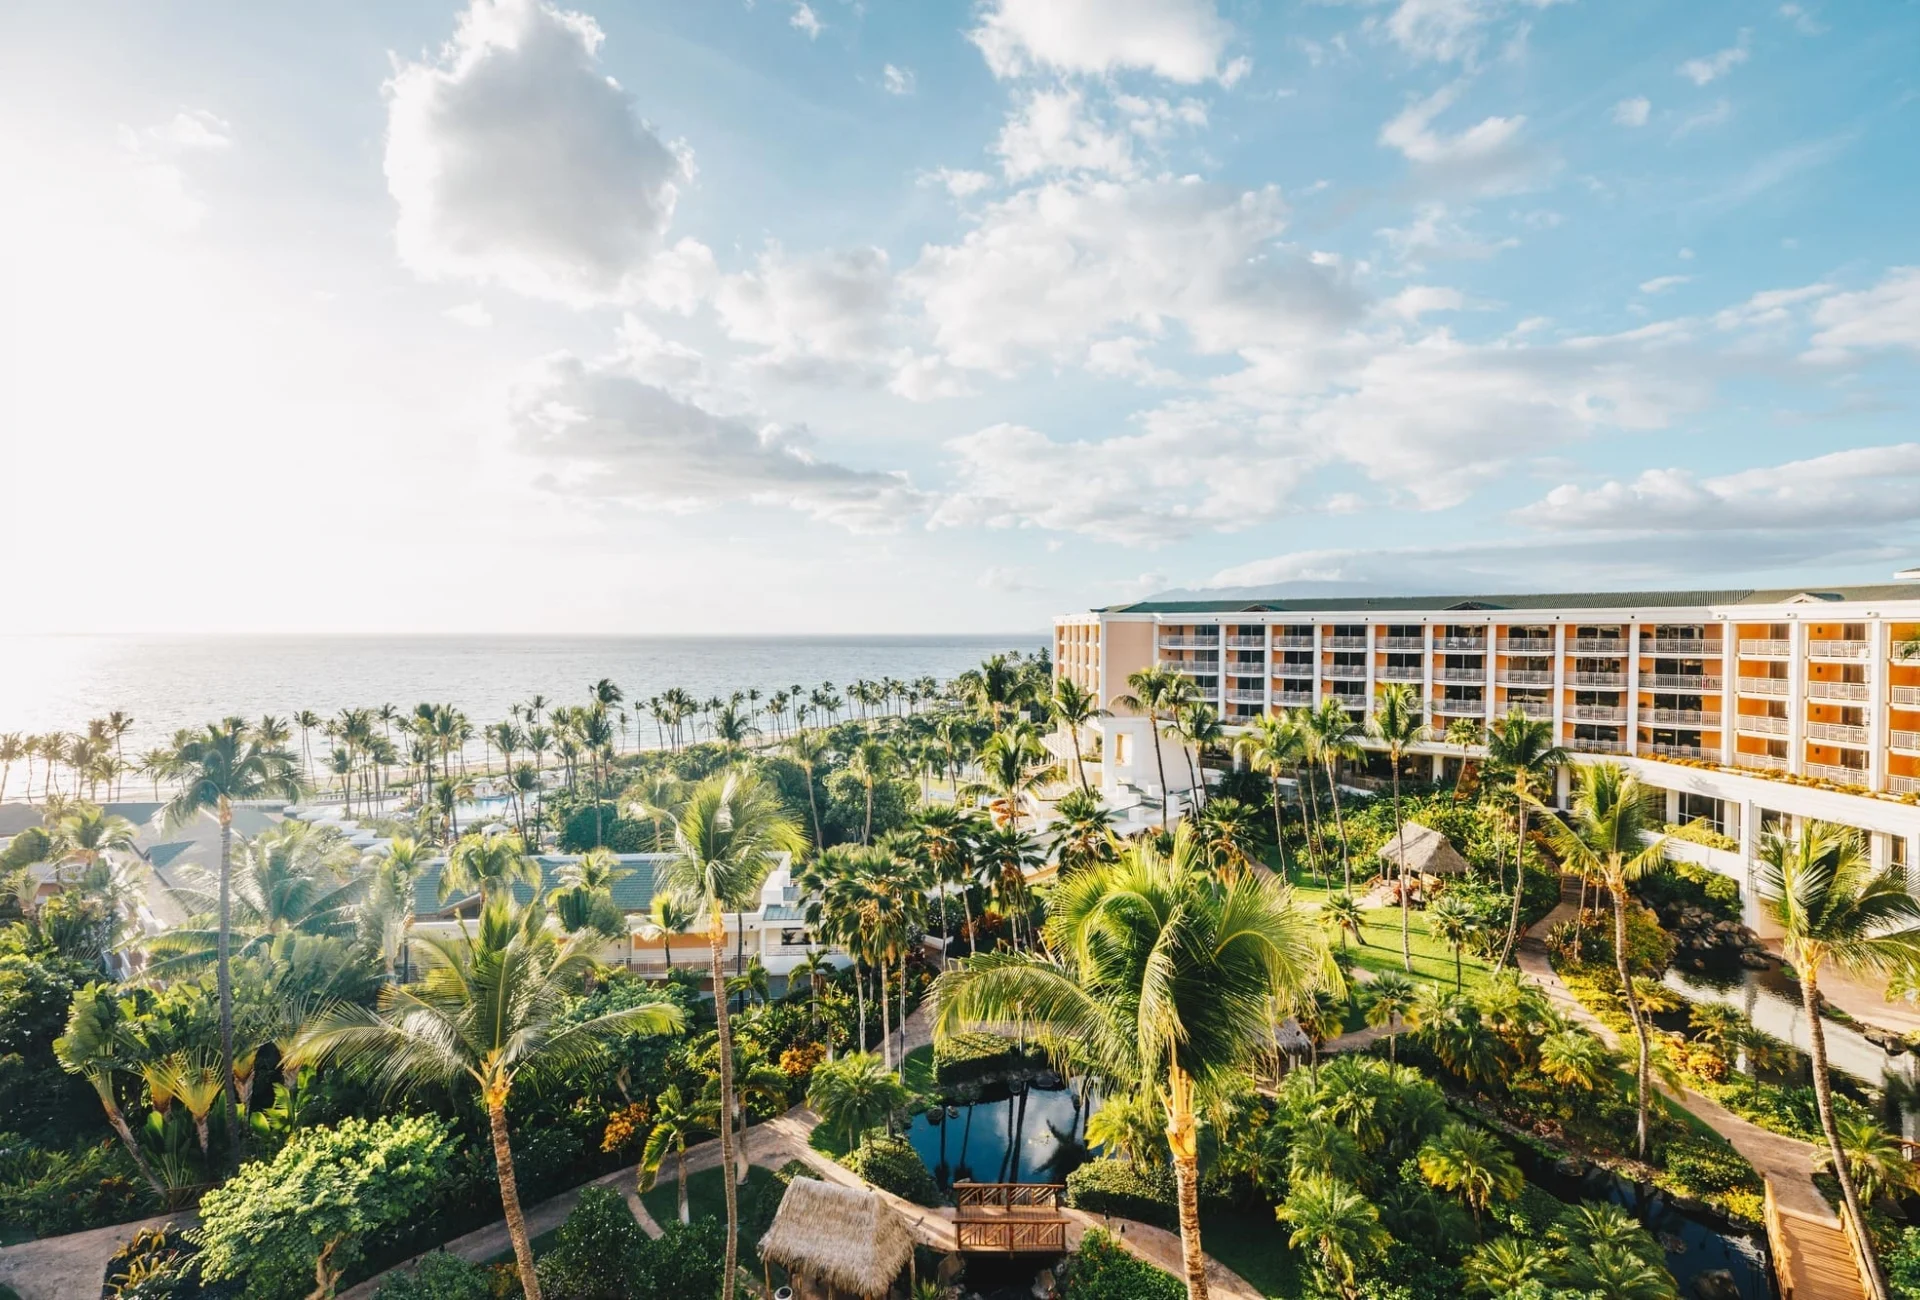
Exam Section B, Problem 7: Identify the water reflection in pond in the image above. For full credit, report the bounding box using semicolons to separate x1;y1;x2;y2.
906;1085;1094;1190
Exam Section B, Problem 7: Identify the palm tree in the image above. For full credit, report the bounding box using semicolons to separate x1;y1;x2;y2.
1828;1111;1920;1208
1278;1173;1389;1300
1417;1121;1522;1225
792;948;835;1036
1234;713;1306;875
1463;1237;1564;1298
784;730;830;850
1536;762;1669;1160
158;719;303;1165
965;729;1062;831
1168;699;1225;812
933;825;1331;1300
1760;822;1920;1300
647;892;696;971
1048;677;1108;792
300;896;684;1300
54;983;165;1197
1113;665;1184;824
0;732;23;804
1368;683;1428;970
1426;893;1478;991
639;1083;717;1224
660;770;806;1300
845;740;896;845
46;803;140;884
1484;708;1568;969
1362;970;1416;1064
806;1051;910;1147
440;831;540;907
1321;893;1365;951
1538;1028;1613;1093
1302;699;1363;897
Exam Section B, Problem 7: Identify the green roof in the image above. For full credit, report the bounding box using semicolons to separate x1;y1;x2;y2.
1096;585;1920;616
414;854;663;917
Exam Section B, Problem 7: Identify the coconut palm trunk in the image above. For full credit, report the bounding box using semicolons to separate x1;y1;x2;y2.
489;1094;543;1300
1268;775;1289;873
878;951;893;1070
1165;1067;1210;1300
1391;762;1411;970
1610;880;1653;1160
1325;758;1353;896
1496;791;1530;970
707;910;742;1300
1802;970;1888;1299
216;800;243;1164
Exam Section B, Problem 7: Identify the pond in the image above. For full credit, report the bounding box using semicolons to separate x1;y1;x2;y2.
907;1084;1094;1191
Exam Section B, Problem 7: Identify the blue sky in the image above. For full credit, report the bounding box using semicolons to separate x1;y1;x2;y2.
2;0;1916;633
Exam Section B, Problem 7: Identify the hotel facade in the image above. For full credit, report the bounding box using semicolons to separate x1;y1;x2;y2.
1054;585;1920;919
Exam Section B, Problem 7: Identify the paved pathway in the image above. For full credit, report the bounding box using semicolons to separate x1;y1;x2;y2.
0;1209;195;1300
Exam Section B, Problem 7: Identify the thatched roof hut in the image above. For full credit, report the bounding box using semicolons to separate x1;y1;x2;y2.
1376;822;1469;879
759;1176;914;1299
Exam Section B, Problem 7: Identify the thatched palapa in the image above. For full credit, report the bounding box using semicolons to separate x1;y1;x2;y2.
759;1176;914;1299
1376;822;1469;879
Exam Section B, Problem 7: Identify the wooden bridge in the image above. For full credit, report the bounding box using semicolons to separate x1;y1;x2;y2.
1763;1177;1871;1300
951;1182;1070;1254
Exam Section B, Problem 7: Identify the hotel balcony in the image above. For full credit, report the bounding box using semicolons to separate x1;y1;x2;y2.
1648;708;1720;725
1738;677;1791;697
1805;721;1869;746
1158;636;1219;650
1323;663;1367;680
1273;633;1315;649
1735;752;1789;773
1499;670;1555;686
1808;640;1871;661
1507;701;1553;720
1571;737;1629;755
1225;688;1267;704
1645;742;1710;760
1568;638;1627;654
1738;639;1791;657
1893;685;1920;707
1808;680;1870;702
1646;637;1713;654
1378;664;1424;682
1893;730;1920;755
1273;689;1314;706
1569;671;1627;688
1438;636;1487;651
1500;637;1555;653
1379;635;1426;650
1224;636;1265;650
1647;673;1722;692
1328;694;1367;712
1323;634;1368;650
1893;775;1920;795
1437;668;1487;684
1736;715;1789;736
1568;704;1627;722
1804;762;1869;787
1434;698;1487;716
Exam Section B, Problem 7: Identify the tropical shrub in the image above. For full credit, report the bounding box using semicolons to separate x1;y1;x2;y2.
194;1113;455;1300
371;1251;493;1300
0;1135;150;1238
629;1218;726;1300
536;1185;648;1300
843;1134;939;1206
100;1221;245;1300
932;1030;1041;1087
1887;1226;1920;1300
1065;1159;1178;1230
1638;858;1740;919
1061;1228;1183;1300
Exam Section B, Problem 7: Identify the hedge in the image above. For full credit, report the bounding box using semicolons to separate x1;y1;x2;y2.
1065;1160;1177;1231
932;1031;1045;1088
1062;1229;1183;1300
843;1135;939;1206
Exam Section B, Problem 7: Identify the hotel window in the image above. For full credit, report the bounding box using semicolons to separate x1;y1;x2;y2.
780;929;809;947
1114;734;1132;765
1676;793;1724;835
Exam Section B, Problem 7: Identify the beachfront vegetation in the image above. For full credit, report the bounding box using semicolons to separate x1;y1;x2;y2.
7;670;1920;1300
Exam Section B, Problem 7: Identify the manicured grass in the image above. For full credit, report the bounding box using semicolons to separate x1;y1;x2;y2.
903;1043;936;1096
808;1120;854;1158
1197;1203;1308;1299
640;1165;781;1273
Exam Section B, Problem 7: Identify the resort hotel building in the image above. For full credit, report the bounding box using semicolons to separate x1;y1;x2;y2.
1053;583;1920;924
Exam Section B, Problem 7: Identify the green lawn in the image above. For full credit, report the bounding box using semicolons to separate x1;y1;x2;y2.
639;1165;781;1272
1197;1203;1308;1299
903;1043;936;1095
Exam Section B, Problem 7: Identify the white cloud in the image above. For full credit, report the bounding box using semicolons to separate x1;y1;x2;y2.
1383;285;1467;319
789;3;822;39
508;352;922;531
905;174;1363;374
1671;99;1732;138
1370;0;1568;67
977;565;1044;593
924;168;994;198
994;87;1136;180
1085;336;1186;385
1378;83;1536;192
713;244;897;375
630;237;720;315
444;301;493;327
116;110;233;233
1807;267;1920;358
1377;201;1518;268
385;0;690;306
882;64;915;95
969;0;1236;84
1677;29;1751;85
1514;444;1920;532
148;110;233;151
1638;275;1691;295
1612;96;1650;127
1779;4;1825;36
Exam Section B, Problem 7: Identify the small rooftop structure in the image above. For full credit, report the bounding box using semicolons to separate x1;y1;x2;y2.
758;1176;914;1299
1376;822;1469;878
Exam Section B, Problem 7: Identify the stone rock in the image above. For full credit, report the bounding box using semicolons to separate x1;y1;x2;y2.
1740;951;1771;969
1692;1268;1740;1300
1555;1155;1589;1179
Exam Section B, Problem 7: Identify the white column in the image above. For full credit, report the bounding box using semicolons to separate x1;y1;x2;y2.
1263;622;1274;717
1872;618;1890;793
1484;622;1498;728
1626;620;1642;757
1788;619;1806;776
1719;619;1736;766
1312;623;1324;705
1422;623;1436;727
1551;623;1567;746
1364;621;1377;721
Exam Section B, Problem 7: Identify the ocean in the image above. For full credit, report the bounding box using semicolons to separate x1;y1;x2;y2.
0;633;1045;755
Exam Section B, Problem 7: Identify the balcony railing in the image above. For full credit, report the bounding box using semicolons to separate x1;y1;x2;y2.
1739;639;1791;657
1735;752;1788;773
1893;730;1920;754
1437;668;1487;684
1646;743;1709;760
1157;638;1218;650
1646;637;1713;654
1894;685;1920;707
1273;690;1314;706
1808;640;1871;660
1322;663;1366;680
1893;774;1920;795
1225;636;1266;649
1323;635;1368;650
1499;670;1555;686
1804;762;1869;787
1379;636;1426;650
1569;672;1626;687
1808;680;1870;701
1500;637;1555;653
1438;636;1486;651
1736;715;1789;735
1434;698;1487;716
1568;705;1626;722
1508;701;1552;720
1738;676;1791;697
1648;709;1720;725
1273;634;1314;649
1378;665;1424;682
1225;688;1266;704
1569;638;1627;654
1647;674;1722;692
1572;738;1629;755
1805;721;1869;746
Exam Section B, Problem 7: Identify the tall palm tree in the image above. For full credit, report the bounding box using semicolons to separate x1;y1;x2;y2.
933;825;1331;1300
300;896;684;1300
1760;822;1920;1300
1368;683;1428;969
54;983;166;1197
1234;713;1307;875
1302;699;1364;897
784;730;830;850
1113;665;1184;825
639;1083;718;1224
440;831;540;907
966;729;1063;832
647;892;696;971
1485;708;1568;969
1169;699;1226;813
0;732;23;804
1417;1122;1523;1226
46;803;140;884
1427;893;1479;991
1536;762;1669;1160
660;770;806;1300
158;719;302;1165
845;740;896;845
1362;970;1416;1064
1048;676;1108;793
1278;1173;1389;1300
